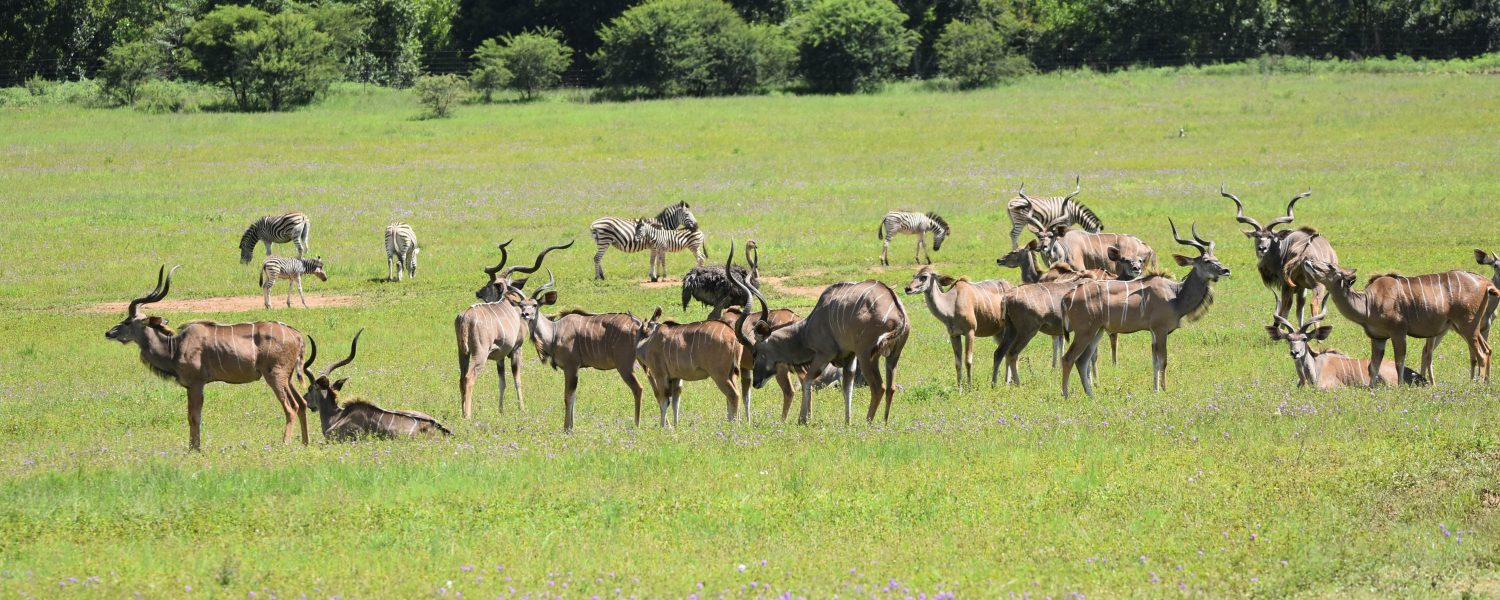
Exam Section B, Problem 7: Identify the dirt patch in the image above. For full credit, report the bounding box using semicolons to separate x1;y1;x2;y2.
638;278;681;289
1482;489;1500;510
88;294;360;314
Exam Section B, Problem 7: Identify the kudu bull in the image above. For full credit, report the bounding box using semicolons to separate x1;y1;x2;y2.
729;247;909;425
105;266;309;450
1221;185;1338;327
455;240;572;418
1060;221;1231;398
1265;311;1425;388
1303;259;1496;385
518;273;648;431
904;266;1012;387
635;307;743;427
304;331;451;440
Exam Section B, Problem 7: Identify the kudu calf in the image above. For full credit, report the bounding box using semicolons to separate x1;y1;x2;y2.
729;248;909;425
303;331;451;440
1265;312;1425;388
1060;221;1231;398
1221;186;1338;327
904;266;1012;387
1303;259;1497;385
519;275;648;431
105;266;309;450
634;307;743;427
455;240;571;418
1033;218;1157;279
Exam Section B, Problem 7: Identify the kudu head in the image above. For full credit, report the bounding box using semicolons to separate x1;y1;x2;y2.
1301;258;1357;291
904;265;956;295
1266;310;1332;372
475;240;572;303
1105;245;1149;279
304;256;328;282
1221;185;1311;258
106;265;181;344
726;243;804;388
637;306;666;340
1169;220;1231;281
1475;249;1499;278
302;329;362;413
996;239;1042;269
515;269;558;323
1030;214;1071;266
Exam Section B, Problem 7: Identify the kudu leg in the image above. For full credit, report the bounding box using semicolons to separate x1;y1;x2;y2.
1150;331;1168;393
840;360;857;425
1275;288;1294;328
991;331;1011;387
669;379;683;428
510;349;525;412
881;348;902;422
650;375;670;428
948;335;964;389
618;366;644;427
563;368;580;432
1422;334;1443;384
775;367;795;422
187;384;205;451
963;331;976;388
1109;333;1118;366
1051;335;1063;369
800;359;831;425
1390;336;1409;388
1007;329;1039;386
714;375;739;423
458;354;484;419
1368;338;1388;388
1060;331;1092;399
495;359;507;414
858;354;883;423
1079;333;1103;398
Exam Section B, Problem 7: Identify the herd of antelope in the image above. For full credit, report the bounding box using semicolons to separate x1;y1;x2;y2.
103;183;1499;450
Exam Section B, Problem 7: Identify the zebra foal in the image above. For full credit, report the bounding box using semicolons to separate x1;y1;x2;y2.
590;202;697;280
260;256;328;309
649;228;706;282
384;222;419;281
1005;177;1102;249
240;212;310;264
878;211;950;266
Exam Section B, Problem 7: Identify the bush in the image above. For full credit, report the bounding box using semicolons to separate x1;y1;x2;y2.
353;0;424;86
496;30;572;99
749;24;795;88
469;38;513;103
184;5;272;108
24;75;55;97
792;0;917;93
100;40;164;105
414;73;465;117
135;80;222;113
185;7;339;111
935;20;1031;88
593;0;775;97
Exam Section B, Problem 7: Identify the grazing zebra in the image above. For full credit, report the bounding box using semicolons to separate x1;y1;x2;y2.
384;222;419;282
878;211;950;266
649;229;707;282
260;256;327;309
239;212;310;264
589;202;698;280
1005;177;1102;249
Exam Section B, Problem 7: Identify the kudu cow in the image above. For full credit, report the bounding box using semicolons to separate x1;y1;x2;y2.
1060;221;1231;398
635;307;743;427
303;331;451;440
1033;217;1157;278
998;241;1123;368
722;305;802;422
1221;185;1338;327
1265;311;1425;388
1303;259;1497;385
519;274;648;431
105;266;309;450
904;266;1012;387
728;248;909;425
1475;249;1500;340
455;240;572;418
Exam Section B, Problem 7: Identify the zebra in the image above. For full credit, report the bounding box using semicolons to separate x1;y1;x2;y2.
589;202;698;280
384;222;419;282
259;256;327;309
878;211;950;266
649;228;707;282
1005;177;1102;250
240;212;310;264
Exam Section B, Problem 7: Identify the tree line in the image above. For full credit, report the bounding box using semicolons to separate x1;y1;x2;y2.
3;0;1496;111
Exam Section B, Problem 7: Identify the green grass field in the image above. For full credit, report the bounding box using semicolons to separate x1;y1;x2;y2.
2;70;1499;598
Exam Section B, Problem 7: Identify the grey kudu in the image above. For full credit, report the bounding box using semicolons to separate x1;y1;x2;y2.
303;330;451;440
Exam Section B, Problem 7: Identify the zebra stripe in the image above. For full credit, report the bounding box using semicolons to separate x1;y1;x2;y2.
260;256;325;308
1006;187;1102;249
878;211;949;265
240;212;310;264
385;222;419;281
653;201;698;231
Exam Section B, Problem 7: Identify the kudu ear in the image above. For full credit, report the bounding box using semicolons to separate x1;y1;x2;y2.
1025;239;1039;251
147;316;167;327
1172;254;1194;267
937;275;957;287
753;321;773;337
1476;249;1495;266
1311;326;1334;341
1242;230;1258;238
1265;325;1284;341
540;291;558;306
1107;246;1122;261
332;378;348;391
512;278;529;291
649;307;663;323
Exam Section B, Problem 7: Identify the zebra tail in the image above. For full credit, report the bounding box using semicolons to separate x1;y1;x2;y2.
876;221;883;240
258;269;265;288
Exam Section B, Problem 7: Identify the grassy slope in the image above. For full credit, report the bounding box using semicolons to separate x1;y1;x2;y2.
1;72;1498;598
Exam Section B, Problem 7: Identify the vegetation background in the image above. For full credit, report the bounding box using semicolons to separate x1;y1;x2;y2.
1;66;1498;597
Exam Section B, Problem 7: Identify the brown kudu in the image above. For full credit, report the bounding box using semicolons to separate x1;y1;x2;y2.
455;240;571;418
634;307;744;427
105;266;309;450
904;266;1012;387
1221;185;1338;328
721;305;802;422
1265;311;1425;388
519;274;648;431
303;331;451;440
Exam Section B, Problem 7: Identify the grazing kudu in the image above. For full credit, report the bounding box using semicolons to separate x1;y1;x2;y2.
105;266;309;450
1060;221;1231;398
1034;217;1156;278
303;331;451;440
634;307;743;427
904;266;1012;387
683;239;760;320
1265;312;1425;388
519;276;648;431
455;240;572;418
1302;259;1496;385
1221;185;1338;327
729;248;909;425
721;305;802;422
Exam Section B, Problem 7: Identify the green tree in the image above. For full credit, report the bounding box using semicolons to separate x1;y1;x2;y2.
935;19;1029;88
593;0;774;97
468;38;512;102
99;39;163;104
496;30;572;99
295;2;373;78
232;11;340;110
792;0;917;92
184;5;271;108
414;73;465;117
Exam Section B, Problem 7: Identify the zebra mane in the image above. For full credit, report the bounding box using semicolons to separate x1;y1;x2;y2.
925;212;950;233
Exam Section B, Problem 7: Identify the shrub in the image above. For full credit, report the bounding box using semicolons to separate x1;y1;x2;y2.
24;75;55;97
749;24;795;88
935;20;1031;88
184;5;272;108
414;73;465;117
100;40;164;105
469;38;513;103
792;0;917;93
593;0;772;97
135;80;221;113
497;30;572;99
233;13;341;110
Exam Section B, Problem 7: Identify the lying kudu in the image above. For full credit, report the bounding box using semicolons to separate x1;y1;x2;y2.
518;273;648;431
1221;185;1338;327
1303;259;1497;385
635;307;743;427
1033;217;1157;278
1266;312;1425;388
722;305;801;422
455;240;572;418
105;266;309;451
303;330;451;440
1060;221;1231;398
728;247;909;425
905;266;1012;387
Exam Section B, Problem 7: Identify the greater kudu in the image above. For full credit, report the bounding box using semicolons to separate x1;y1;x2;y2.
1265;311;1425;388
721;305;801;422
519;275;648;431
1221;185;1338;327
634;307;743;427
303;331;451;440
904;266;1012;387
